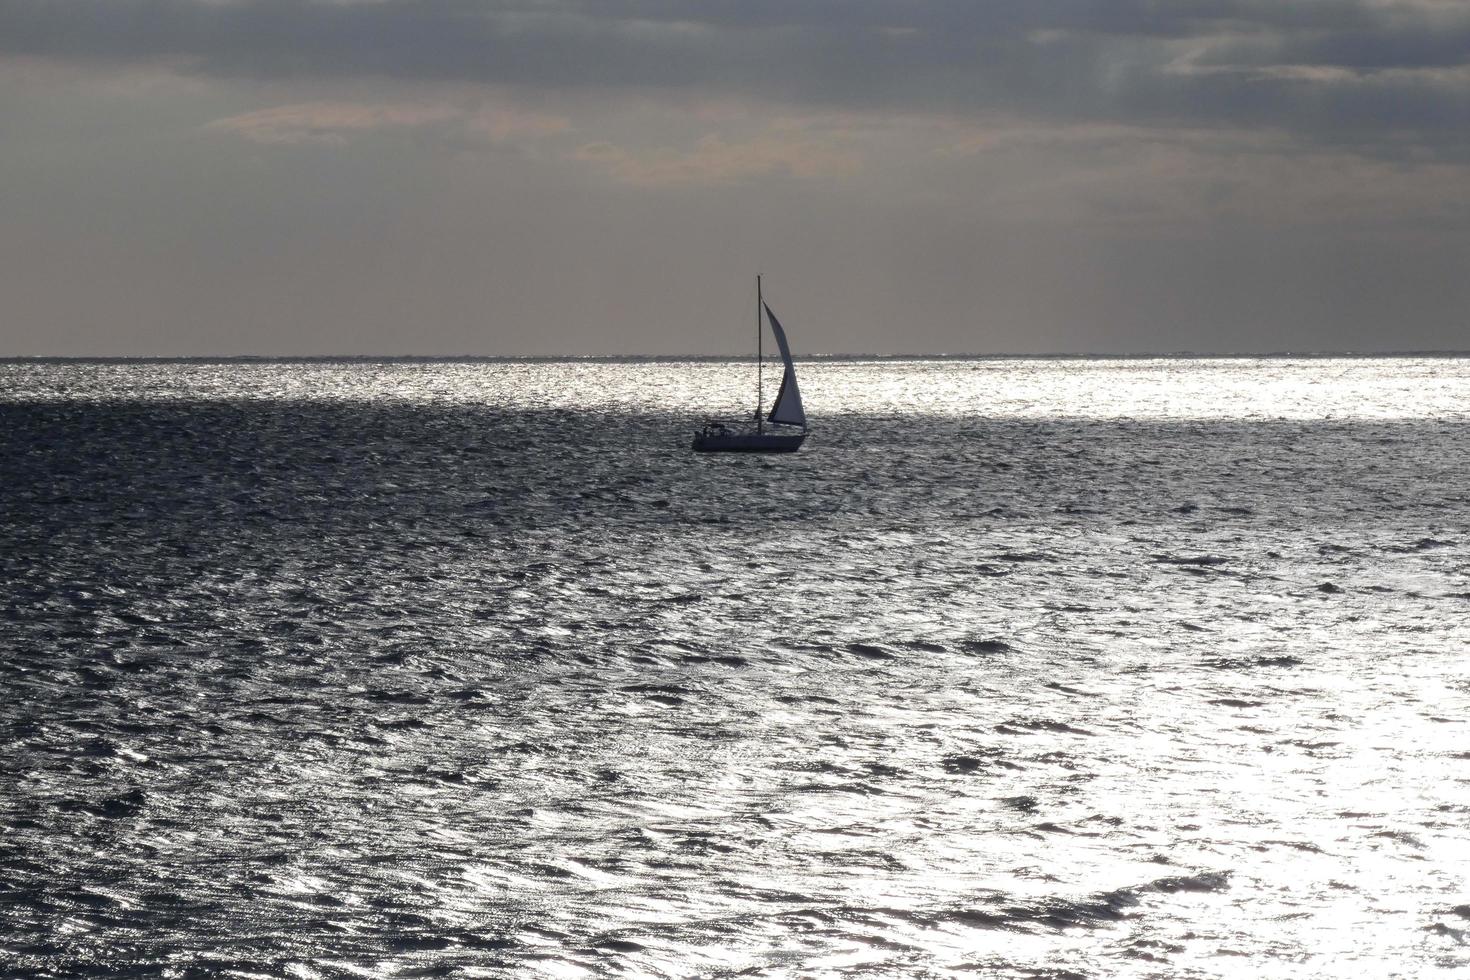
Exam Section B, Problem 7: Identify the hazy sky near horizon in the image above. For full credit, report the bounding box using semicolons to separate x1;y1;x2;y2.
3;0;1469;355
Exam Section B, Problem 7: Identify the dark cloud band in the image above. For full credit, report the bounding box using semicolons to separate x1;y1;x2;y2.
3;0;1468;147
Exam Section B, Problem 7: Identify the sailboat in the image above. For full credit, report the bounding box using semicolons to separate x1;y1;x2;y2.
692;276;808;453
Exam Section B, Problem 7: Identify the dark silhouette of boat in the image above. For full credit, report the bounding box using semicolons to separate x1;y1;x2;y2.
693;276;807;453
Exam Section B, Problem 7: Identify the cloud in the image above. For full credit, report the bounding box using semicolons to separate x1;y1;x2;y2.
463;105;570;142
2;0;1469;155
205;100;460;145
569;131;859;186
204;98;568;146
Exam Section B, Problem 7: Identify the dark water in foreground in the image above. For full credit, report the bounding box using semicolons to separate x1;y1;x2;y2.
2;358;1469;979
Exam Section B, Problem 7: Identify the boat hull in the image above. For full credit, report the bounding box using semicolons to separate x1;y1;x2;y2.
692;432;806;453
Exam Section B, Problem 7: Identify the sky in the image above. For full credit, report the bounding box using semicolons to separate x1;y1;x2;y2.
2;0;1469;356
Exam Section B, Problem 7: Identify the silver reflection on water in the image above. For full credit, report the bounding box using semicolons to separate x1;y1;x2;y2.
2;357;1468;978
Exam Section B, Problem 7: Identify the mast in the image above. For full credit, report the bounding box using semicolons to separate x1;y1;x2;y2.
756;274;763;434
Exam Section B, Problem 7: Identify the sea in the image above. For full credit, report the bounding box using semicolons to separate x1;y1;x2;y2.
2;356;1468;979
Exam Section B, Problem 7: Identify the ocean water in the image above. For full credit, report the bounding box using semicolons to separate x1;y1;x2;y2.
2;356;1468;979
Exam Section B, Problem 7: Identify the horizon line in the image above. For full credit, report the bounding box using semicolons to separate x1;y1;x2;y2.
4;350;1470;364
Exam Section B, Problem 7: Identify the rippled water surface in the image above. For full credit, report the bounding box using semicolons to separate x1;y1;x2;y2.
3;357;1469;978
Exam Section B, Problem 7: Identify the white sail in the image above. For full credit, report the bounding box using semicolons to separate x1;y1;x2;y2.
763;302;806;427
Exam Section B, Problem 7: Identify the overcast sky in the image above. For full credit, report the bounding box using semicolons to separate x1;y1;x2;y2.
3;0;1469;355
